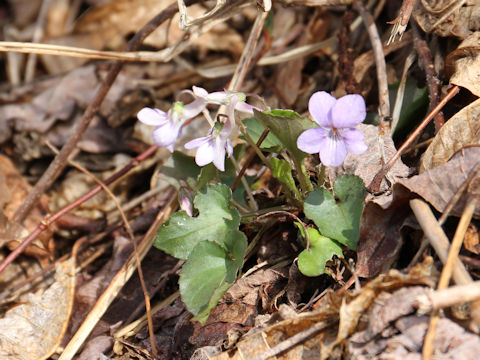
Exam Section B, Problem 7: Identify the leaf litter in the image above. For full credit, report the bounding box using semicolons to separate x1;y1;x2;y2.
2;0;480;359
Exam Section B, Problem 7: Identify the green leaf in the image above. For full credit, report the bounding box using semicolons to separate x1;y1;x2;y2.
298;227;343;277
253;109;316;162
180;230;247;324
154;184;240;259
161;151;201;187
304;175;365;249
270;157;301;199
242;117;283;152
196;163;217;191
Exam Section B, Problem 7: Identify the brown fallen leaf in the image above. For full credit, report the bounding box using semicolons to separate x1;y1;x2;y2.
401;146;480;218
413;1;480;39
0;258;75;360
0;154;53;263
448;32;480;96
420;97;480;172
465;223;480;255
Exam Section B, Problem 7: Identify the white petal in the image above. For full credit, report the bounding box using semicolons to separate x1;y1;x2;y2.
318;132;347;167
297;128;328;154
137;108;168;126
331;94;366;128
184;136;211;150
182;98;206;120
192;86;208;98
308;91;336;127
342;128;368;154
213;137;226;171
152;121;181;148
195;141;216;167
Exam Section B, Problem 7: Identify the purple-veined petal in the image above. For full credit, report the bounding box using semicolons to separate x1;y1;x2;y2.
213;137;227;171
297;127;329;154
318;131;347;167
182;98;206;120
331;94;366;128
184;136;211;149
341;128;368;154
308;91;336;127
152;121;182;150
195;140;216;167
137;107;168;126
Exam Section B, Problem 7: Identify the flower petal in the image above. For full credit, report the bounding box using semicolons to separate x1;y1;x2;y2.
192;86;209;98
152;121;182;149
213;137;226;171
331;94;366;128
195;141;216;167
184;136;210;150
308;91;336;127
318;132;347;167
297;127;329;154
182;98;206;120
234;101;255;114
341;128;368;154
137;107;168;126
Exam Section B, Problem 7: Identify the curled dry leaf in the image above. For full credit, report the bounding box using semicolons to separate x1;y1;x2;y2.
420;98;480;172
0;258;75;360
401;146;480;218
413;0;480;39
448;32;480;96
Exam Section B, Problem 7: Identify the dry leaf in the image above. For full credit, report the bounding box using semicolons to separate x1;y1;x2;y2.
413;0;480;39
400;146;480;218
420;98;480;172
0;154;53;262
0;258;75;360
465;224;480;254
449;32;480;96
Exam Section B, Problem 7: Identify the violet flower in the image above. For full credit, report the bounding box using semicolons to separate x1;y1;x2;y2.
184;96;238;171
192;86;255;114
297;91;368;167
137;98;205;152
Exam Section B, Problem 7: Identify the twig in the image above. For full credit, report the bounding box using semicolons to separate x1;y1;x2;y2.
391;51;416;133
416;281;480;314
422;195;478;360
58;189;177;360
387;0;417;44
0;145;159;275
411;20;444;132
409;199;472;285
353;0;390;124
12;0;193;224
368;85;460;193
24;0;52;82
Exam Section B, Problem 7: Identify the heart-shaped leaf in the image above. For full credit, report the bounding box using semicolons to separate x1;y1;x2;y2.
297;227;343;277
154;184;240;259
180;230;247;324
304;175;365;249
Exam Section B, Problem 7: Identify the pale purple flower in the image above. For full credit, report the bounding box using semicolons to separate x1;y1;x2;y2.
297;91;368;167
184;96;238;171
137;98;205;152
192;86;255;114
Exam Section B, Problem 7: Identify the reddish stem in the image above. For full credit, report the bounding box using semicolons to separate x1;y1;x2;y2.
0;145;159;275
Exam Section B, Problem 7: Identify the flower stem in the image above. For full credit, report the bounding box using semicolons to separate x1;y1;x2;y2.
238;124;271;170
292;156;313;195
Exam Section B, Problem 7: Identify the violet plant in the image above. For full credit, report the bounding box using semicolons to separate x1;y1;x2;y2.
138;88;367;322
